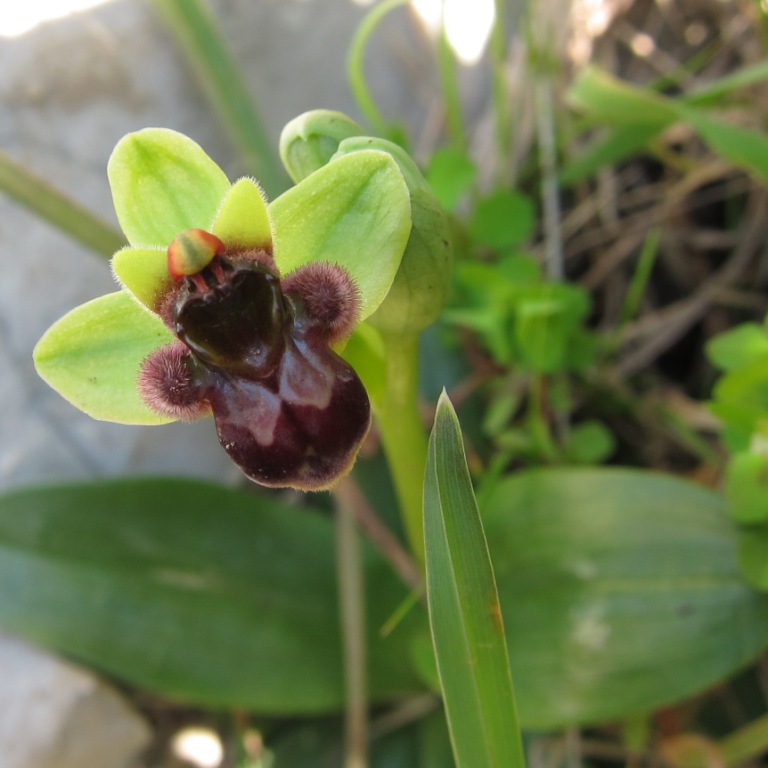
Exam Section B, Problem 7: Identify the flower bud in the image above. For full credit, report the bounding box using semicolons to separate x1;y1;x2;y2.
279;110;365;184
332;137;453;336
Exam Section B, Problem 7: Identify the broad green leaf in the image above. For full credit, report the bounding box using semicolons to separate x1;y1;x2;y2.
738;526;768;590
108;128;231;247
33;291;174;424
483;468;768;728
269;150;411;322
706;323;768;372
515;297;570;372
712;357;768;429
425;146;477;210
469;191;535;250
681;106;768;186
211;177;272;249
568;66;679;128
563;420;616;465
726;452;768;525
424;392;525;768
111;247;170;311
0;478;424;713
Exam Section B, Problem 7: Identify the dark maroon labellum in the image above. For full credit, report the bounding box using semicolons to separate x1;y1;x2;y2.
140;241;370;492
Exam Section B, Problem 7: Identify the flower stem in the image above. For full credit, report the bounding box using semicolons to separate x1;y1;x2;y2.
437;23;467;153
375;333;428;563
490;0;513;184
347;0;409;138
336;490;369;768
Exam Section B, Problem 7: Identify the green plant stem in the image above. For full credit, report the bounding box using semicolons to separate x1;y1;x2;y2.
375;333;429;563
527;373;559;462
718;712;768;766
534;72;563;280
347;0;408;137
618;227;660;327
0;148;124;258
336;492;369;768
146;0;286;197
490;0;512;183
437;25;467;153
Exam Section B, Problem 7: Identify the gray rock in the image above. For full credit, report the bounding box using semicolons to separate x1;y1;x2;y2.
0;631;151;768
0;0;450;492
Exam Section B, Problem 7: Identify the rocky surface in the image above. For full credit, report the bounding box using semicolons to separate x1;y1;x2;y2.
0;631;151;768
0;2;443;764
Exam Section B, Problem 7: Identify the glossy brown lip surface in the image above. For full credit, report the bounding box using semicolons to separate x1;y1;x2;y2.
154;252;370;491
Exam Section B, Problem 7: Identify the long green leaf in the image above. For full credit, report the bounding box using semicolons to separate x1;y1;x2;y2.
484;468;768;728
685;59;768;107
679;106;768;186
0;478;423;713
0;147;124;258
568;66;679;128
424;392;525;768
146;0;287;196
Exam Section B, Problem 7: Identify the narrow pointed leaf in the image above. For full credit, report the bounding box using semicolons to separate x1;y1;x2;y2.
268;150;411;321
33;291;174;424
146;0;286;197
108;128;231;247
211;177;272;249
0;147;125;258
0;478;424;712
680;106;768;186
424;392;525;768
568;66;679;128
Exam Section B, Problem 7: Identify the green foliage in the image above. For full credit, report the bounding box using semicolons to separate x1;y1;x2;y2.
425;146;477;211
708;320;768;588
11;2;768;764
484;468;768;728
0;478;423;712
424;393;524;768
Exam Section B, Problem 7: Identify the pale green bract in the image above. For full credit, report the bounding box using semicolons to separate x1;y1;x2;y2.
33;127;412;425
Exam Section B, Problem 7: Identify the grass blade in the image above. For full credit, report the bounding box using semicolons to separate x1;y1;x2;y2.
0;147;124;258
424;391;525;768
146;0;287;196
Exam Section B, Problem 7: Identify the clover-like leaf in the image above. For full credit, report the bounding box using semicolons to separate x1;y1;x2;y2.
268;150;411;321
34;292;174;424
108;128;231;247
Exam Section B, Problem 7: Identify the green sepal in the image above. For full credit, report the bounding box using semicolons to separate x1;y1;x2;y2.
111;247;170;312
108;128;231;247
333;136;453;336
33;292;175;425
268;150;411;321
211;177;272;250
